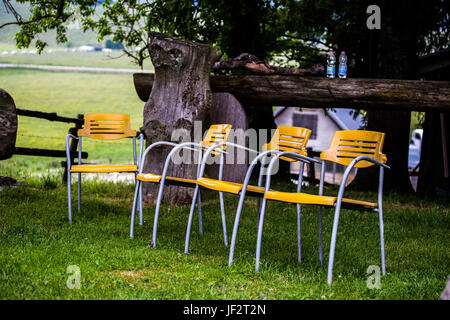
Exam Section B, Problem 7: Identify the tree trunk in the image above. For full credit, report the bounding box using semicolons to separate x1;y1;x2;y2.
141;32;218;205
0;89;17;160
351;0;418;193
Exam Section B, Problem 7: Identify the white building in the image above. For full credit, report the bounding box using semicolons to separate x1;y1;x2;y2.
274;107;364;184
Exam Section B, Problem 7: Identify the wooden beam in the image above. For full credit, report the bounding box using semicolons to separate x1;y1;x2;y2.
14;147;88;159
16;108;83;125
133;73;450;111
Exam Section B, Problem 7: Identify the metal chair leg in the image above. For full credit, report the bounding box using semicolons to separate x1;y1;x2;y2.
327;205;342;285
255;198;268;272
185;185;200;253
139;181;143;225
77;173;81;212
296;163;304;263
228;190;247;266
219;191;228;246
198;190;203;235
130;180;140;238
318;207;323;265
151;182;166;248
67;172;72;224
379;206;386;275
297;204;302;263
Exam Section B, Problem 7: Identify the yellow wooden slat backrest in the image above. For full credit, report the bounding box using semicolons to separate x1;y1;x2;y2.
199;124;233;154
320;130;387;168
262;126;312;162
77;113;137;140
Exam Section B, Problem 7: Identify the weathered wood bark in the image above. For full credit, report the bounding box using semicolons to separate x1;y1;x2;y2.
134;73;450;111
212;53;324;76
204;93;248;183
0;89;17;160
142;32;218;205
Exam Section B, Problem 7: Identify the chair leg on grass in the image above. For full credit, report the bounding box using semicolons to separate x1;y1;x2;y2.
378;207;386;275
185;185;200;253
129;180;140;238
327;205;342;285
139;181;143;225
255;198;268;272
151;181;166;248
198;190;203;235
228;191;247;266
219;191;228;247
318;207;323;265
297;204;302;263
77;173;81;213
67;172;72;224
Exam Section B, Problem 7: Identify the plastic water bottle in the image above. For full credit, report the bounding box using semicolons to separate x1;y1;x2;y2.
338;51;347;79
326;51;336;78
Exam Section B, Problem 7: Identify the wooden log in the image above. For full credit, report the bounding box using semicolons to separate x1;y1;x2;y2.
133;73;450;111
141;32;218;205
16;108;83;125
0;89;18;160
14;147;88;159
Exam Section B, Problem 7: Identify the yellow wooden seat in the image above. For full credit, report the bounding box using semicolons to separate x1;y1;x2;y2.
136;173;197;186
264;190;377;209
71;164;138;173
66;113;143;226
196;177;265;195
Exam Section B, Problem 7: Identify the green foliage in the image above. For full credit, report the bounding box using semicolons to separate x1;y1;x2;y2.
2;1;448;69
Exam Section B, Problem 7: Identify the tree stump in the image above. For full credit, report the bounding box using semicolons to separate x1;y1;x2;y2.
142;32;218;205
0;89;18;160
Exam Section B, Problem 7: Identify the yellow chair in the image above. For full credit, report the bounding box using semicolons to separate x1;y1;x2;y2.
131;124;233;242
184;126;316;258
66;113;144;224
258;130;389;285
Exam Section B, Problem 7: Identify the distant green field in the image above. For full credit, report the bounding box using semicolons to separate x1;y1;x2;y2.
0;44;153;70
0;68;145;175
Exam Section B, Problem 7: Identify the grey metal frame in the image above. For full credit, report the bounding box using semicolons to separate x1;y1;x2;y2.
227;150;318;267
259;152;389;285
131;141;228;243
66;133;144;225
184;141;265;254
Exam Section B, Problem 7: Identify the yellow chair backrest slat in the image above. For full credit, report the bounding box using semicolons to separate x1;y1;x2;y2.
263;126;312;162
199;124;233;154
320;130;387;168
78;113;137;140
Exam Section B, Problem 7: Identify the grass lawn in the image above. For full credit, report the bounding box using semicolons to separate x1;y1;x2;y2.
0;173;448;300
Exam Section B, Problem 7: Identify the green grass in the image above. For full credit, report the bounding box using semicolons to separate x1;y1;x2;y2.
0;174;448;299
0;68;144;174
